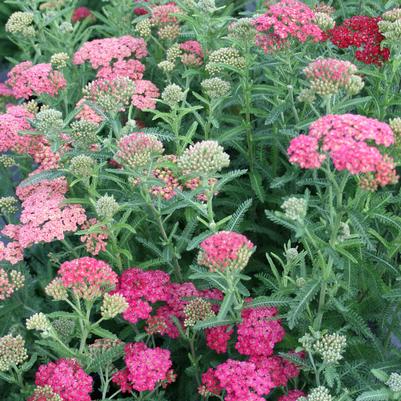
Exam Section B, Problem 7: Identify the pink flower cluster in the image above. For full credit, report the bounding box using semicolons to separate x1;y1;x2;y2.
74;35;147;71
72;7;93;23
113;268;170;323
57;257;118;300
236;307;285;356
279;390;306;401
198;231;254;272
80;218;108;255
6;61;66;99
205;325;233;354
131;79;160;110
0;177;86;264
150;3;180;25
32;359;92;401
112;342;175;392
288;114;398;188
200;355;300;401
180;40;204;66
254;0;323;53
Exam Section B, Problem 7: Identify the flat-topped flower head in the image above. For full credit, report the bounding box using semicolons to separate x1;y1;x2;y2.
116;132;164;169
254;0;323;53
184;298;215;327
379;9;401;41
205;47;246;75
34;359;93;401
6;62;66;99
57;257;118;300
288;114;398;189
198;231;254;272
112;342;174;392
5;12;35;37
178;140;230;176
73;36;148;70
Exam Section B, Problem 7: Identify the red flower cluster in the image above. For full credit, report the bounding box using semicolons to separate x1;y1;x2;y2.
328;16;390;65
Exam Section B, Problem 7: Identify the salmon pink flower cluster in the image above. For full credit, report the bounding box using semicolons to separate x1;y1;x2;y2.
112;342;175;392
288;114;398;188
0;177;86;264
79;218;109;256
254;0;323;53
198;231;255;272
131;79;160;110
31;359;92;401
6;61;66;99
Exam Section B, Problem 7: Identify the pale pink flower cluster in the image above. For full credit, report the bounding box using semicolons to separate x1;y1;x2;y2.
75;99;104;124
6;61;66;99
112;342;175;392
96;59;145;81
235;307;285;356
198;231;255;272
0;82;14;97
254;0;323;53
56;257;118;300
33;358;93;401
73;35;147;70
150;3;180;24
113;268;171;324
79;218;108;255
0;177;86;264
131;79;160;110
288;114;398;188
180;40;204;66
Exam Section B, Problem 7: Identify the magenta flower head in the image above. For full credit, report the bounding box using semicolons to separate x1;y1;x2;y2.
33;358;93;401
72;7;93;23
57;257;118;300
198;231;255;272
116;132;164;169
112;342;175;392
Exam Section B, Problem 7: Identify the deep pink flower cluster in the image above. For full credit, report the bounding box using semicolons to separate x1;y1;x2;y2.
113;268;170;323
254;0;322;53
236;307;285;356
112;342;175;392
134;0;149;16
198;231;254;272
0;177;86;264
205;325;233;354
288;114;398;188
180;40;204;66
57;257;118;300
328;16;390;65
200;355;300;400
33;359;92;401
278;389;305;401
72;7;93;23
6;61;66;99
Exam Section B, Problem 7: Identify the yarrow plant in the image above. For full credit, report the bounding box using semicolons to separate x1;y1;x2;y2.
1;0;401;400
